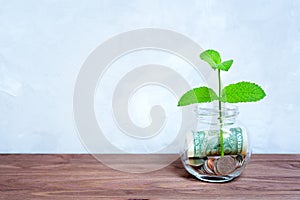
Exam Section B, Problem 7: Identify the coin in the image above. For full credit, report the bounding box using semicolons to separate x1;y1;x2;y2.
216;156;236;175
235;154;244;167
197;166;206;174
213;159;221;176
203;160;215;175
188;157;206;167
207;158;215;171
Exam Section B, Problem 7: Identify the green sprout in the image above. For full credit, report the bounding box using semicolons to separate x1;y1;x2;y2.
178;49;266;157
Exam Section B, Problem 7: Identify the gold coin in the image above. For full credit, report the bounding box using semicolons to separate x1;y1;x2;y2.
188;157;205;167
203;160;215;175
207;158;215;171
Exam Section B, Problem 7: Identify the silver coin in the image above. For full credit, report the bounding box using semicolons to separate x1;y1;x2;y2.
197;166;207;175
235;154;244;167
213;159;222;176
216;156;237;175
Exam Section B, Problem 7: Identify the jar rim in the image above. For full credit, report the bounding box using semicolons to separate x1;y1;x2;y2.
194;103;239;118
195;103;238;111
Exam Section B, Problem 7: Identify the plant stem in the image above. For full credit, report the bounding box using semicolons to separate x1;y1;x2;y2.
218;69;224;157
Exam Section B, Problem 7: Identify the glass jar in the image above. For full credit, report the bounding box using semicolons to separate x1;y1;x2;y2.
181;104;251;183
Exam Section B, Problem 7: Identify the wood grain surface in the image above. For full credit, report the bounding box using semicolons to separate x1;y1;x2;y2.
0;154;299;199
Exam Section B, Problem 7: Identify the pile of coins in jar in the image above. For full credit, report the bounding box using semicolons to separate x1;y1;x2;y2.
187;154;245;176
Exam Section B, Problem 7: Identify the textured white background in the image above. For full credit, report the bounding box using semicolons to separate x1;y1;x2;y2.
0;0;299;153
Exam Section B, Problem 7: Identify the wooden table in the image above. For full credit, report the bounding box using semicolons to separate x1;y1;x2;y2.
0;154;299;199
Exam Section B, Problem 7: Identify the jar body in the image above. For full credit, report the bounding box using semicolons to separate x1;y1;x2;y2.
181;105;251;183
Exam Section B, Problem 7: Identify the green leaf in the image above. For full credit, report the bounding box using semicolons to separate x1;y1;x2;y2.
221;82;266;103
217;60;233;71
178;86;218;106
200;49;234;71
200;49;221;70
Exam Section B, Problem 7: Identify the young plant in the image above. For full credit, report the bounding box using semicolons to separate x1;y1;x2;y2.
178;49;266;157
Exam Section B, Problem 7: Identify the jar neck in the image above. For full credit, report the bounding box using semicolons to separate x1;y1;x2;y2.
195;104;239;126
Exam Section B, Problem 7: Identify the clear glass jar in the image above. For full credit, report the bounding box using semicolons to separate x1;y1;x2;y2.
181;104;251;183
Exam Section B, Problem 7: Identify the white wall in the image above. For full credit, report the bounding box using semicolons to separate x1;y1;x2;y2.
0;0;299;153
